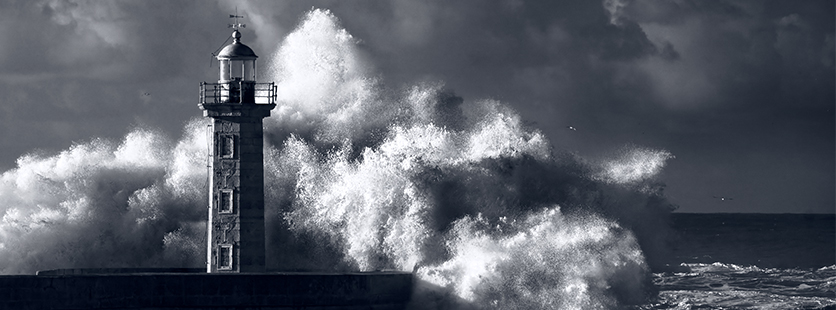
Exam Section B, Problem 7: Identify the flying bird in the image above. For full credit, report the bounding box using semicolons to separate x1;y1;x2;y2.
713;196;733;201
142;92;151;96
567;126;577;131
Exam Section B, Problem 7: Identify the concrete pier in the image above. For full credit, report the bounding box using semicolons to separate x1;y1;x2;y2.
0;271;413;309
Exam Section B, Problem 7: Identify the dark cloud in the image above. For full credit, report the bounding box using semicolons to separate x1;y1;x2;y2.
0;0;832;213
0;0;225;168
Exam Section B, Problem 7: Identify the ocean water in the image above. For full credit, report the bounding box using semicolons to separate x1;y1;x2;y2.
637;213;836;310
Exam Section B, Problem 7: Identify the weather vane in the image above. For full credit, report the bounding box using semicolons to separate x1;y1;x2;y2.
210;8;246;67
229;7;246;30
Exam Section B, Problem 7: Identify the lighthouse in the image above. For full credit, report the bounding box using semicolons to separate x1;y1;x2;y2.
199;25;276;273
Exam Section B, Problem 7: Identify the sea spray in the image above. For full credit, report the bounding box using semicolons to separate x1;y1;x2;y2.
594;146;674;185
0;7;677;309
266;8;390;147
260;9;673;308
0;125;207;273
415;209;649;309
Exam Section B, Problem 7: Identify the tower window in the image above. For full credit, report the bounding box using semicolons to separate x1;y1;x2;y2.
220;135;235;158
218;244;233;270
219;190;233;213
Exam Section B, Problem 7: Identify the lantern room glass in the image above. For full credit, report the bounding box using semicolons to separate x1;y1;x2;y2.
219;59;257;82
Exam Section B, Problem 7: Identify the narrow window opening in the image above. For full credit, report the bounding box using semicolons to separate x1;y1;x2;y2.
231;60;243;80
220;135;234;158
218;244;233;270
219;190;233;213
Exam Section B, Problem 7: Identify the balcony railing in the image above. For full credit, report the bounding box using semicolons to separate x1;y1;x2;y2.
200;81;276;105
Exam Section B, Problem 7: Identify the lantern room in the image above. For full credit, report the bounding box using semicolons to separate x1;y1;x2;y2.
217;30;257;82
199;28;275;106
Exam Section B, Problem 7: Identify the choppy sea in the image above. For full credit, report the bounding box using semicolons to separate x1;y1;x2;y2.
636;213;835;309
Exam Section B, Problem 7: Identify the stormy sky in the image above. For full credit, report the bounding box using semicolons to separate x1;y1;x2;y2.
0;0;832;213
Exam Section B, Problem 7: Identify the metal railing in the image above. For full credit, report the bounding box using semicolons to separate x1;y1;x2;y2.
200;81;276;105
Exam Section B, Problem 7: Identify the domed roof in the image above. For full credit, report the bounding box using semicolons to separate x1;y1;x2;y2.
217;30;257;60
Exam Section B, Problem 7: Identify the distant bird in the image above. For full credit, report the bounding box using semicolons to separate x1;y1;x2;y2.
567;126;577;131
713;196;733;201
142;92;151;96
